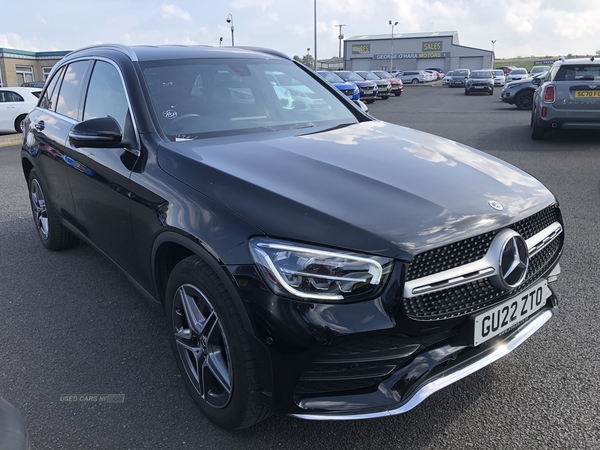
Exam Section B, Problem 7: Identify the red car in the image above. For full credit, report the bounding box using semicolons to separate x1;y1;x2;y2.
371;70;403;96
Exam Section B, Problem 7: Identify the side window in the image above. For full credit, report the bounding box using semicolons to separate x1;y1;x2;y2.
39;65;65;110
84;61;129;131
0;91;24;102
56;60;90;120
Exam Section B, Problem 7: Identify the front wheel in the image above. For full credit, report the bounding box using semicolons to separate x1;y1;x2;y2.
394;92;401;96
366;99;375;104
166;256;270;430
14;114;27;133
381;95;389;100
411;79;419;85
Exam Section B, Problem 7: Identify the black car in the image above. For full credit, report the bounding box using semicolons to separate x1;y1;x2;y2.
501;71;547;110
21;44;564;430
334;70;378;103
464;70;494;95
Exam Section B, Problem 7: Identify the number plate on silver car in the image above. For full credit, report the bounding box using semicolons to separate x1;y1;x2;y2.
473;280;549;346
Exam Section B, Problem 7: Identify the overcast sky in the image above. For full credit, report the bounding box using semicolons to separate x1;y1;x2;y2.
1;1;598;60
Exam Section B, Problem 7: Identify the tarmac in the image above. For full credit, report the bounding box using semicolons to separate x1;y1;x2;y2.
0;133;23;148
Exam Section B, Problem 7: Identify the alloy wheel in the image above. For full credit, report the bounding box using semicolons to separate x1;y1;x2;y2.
172;283;233;409
30;179;49;239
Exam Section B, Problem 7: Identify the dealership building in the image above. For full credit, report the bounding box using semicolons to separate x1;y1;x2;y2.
342;31;493;73
0;48;69;87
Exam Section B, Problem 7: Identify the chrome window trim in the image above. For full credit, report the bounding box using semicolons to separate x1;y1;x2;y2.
403;222;563;298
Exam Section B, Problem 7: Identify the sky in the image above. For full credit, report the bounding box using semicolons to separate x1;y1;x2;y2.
1;0;599;60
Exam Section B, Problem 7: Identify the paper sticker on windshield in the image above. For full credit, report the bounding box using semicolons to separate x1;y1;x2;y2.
163;110;178;119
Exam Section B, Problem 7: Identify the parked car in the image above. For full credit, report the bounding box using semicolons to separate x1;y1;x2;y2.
442;70;454;86
370;70;403;96
335;70;378;103
426;67;445;78
531;56;600;139
0;87;42;133
491;69;506;87
354;71;391;99
506;68;529;82
423;69;440;81
464;70;494;95
266;71;330;111
447;68;470;87
497;66;517;75
21;81;45;88
530;65;551;75
316;70;360;101
22;44;564;431
501;71;548;110
392;70;428;84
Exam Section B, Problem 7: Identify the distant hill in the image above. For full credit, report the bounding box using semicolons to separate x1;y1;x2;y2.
495;54;597;71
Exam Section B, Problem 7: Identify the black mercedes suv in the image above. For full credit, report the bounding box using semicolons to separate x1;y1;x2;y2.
21;44;564;430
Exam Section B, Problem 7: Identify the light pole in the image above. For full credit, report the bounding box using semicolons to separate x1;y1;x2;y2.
313;0;317;70
491;40;496;53
226;14;234;46
219;37;223;47
336;24;346;59
389;20;398;73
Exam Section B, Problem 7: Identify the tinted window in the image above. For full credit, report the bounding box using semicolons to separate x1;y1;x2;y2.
555;65;600;81
470;71;492;78
56;61;90;120
454;70;468;76
39;65;65;111
0;91;24;102
84;61;129;131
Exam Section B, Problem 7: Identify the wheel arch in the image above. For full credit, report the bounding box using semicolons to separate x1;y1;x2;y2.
152;231;256;335
21;157;34;185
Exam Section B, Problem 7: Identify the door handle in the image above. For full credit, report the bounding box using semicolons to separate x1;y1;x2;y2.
35;120;45;131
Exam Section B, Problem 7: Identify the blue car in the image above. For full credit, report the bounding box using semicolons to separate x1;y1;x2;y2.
316;70;360;101
335;70;378;104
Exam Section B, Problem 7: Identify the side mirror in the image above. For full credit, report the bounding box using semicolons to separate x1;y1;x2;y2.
531;77;542;86
69;116;123;148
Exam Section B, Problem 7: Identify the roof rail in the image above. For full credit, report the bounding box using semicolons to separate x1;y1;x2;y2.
64;43;138;62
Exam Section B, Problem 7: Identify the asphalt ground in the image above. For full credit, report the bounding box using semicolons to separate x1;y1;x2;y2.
1;86;599;449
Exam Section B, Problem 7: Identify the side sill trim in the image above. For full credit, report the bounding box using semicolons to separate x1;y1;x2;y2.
291;306;557;421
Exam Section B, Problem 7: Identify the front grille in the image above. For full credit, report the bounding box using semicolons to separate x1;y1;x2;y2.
403;205;562;320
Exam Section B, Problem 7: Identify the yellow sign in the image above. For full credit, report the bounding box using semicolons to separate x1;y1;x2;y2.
422;41;442;52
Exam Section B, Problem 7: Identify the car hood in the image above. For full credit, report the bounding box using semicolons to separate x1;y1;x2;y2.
157;121;555;260
332;81;357;90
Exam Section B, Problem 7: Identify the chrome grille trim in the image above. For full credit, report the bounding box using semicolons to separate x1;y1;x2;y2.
404;222;563;298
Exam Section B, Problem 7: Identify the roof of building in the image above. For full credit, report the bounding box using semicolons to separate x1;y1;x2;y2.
346;31;459;43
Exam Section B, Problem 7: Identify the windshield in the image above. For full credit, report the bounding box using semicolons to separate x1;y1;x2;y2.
318;71;346;83
336;71;366;82
142;59;358;141
356;71;379;81
374;71;392;78
470;71;492;78
511;69;527;75
454;70;469;76
492;70;504;76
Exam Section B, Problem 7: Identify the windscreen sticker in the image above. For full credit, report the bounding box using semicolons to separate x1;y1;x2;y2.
163;110;178;119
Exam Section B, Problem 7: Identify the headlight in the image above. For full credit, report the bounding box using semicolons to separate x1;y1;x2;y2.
353;87;359;94
249;238;393;301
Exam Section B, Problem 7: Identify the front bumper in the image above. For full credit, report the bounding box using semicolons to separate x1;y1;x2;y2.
293;303;557;420
466;84;493;93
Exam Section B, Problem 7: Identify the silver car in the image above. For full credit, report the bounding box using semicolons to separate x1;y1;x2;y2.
393;70;428;84
530;57;600;140
491;69;506;87
448;68;470;87
506;68;529;82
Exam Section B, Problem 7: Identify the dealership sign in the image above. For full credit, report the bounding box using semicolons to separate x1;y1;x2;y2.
352;44;371;54
374;52;450;60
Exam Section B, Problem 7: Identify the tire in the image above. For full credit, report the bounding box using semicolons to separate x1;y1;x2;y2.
394;92;401;96
411;78;419;85
14;114;26;133
465;90;469;95
382;95;389;100
28;169;78;250
530;110;545;140
366;99;375;104
166;256;270;430
514;91;534;110
489;89;494;96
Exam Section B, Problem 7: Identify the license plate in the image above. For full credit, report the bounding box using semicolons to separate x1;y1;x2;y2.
574;91;600;98
474;86;484;89
473;280;549;346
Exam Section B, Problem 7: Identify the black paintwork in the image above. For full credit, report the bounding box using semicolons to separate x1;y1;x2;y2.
20;44;562;418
